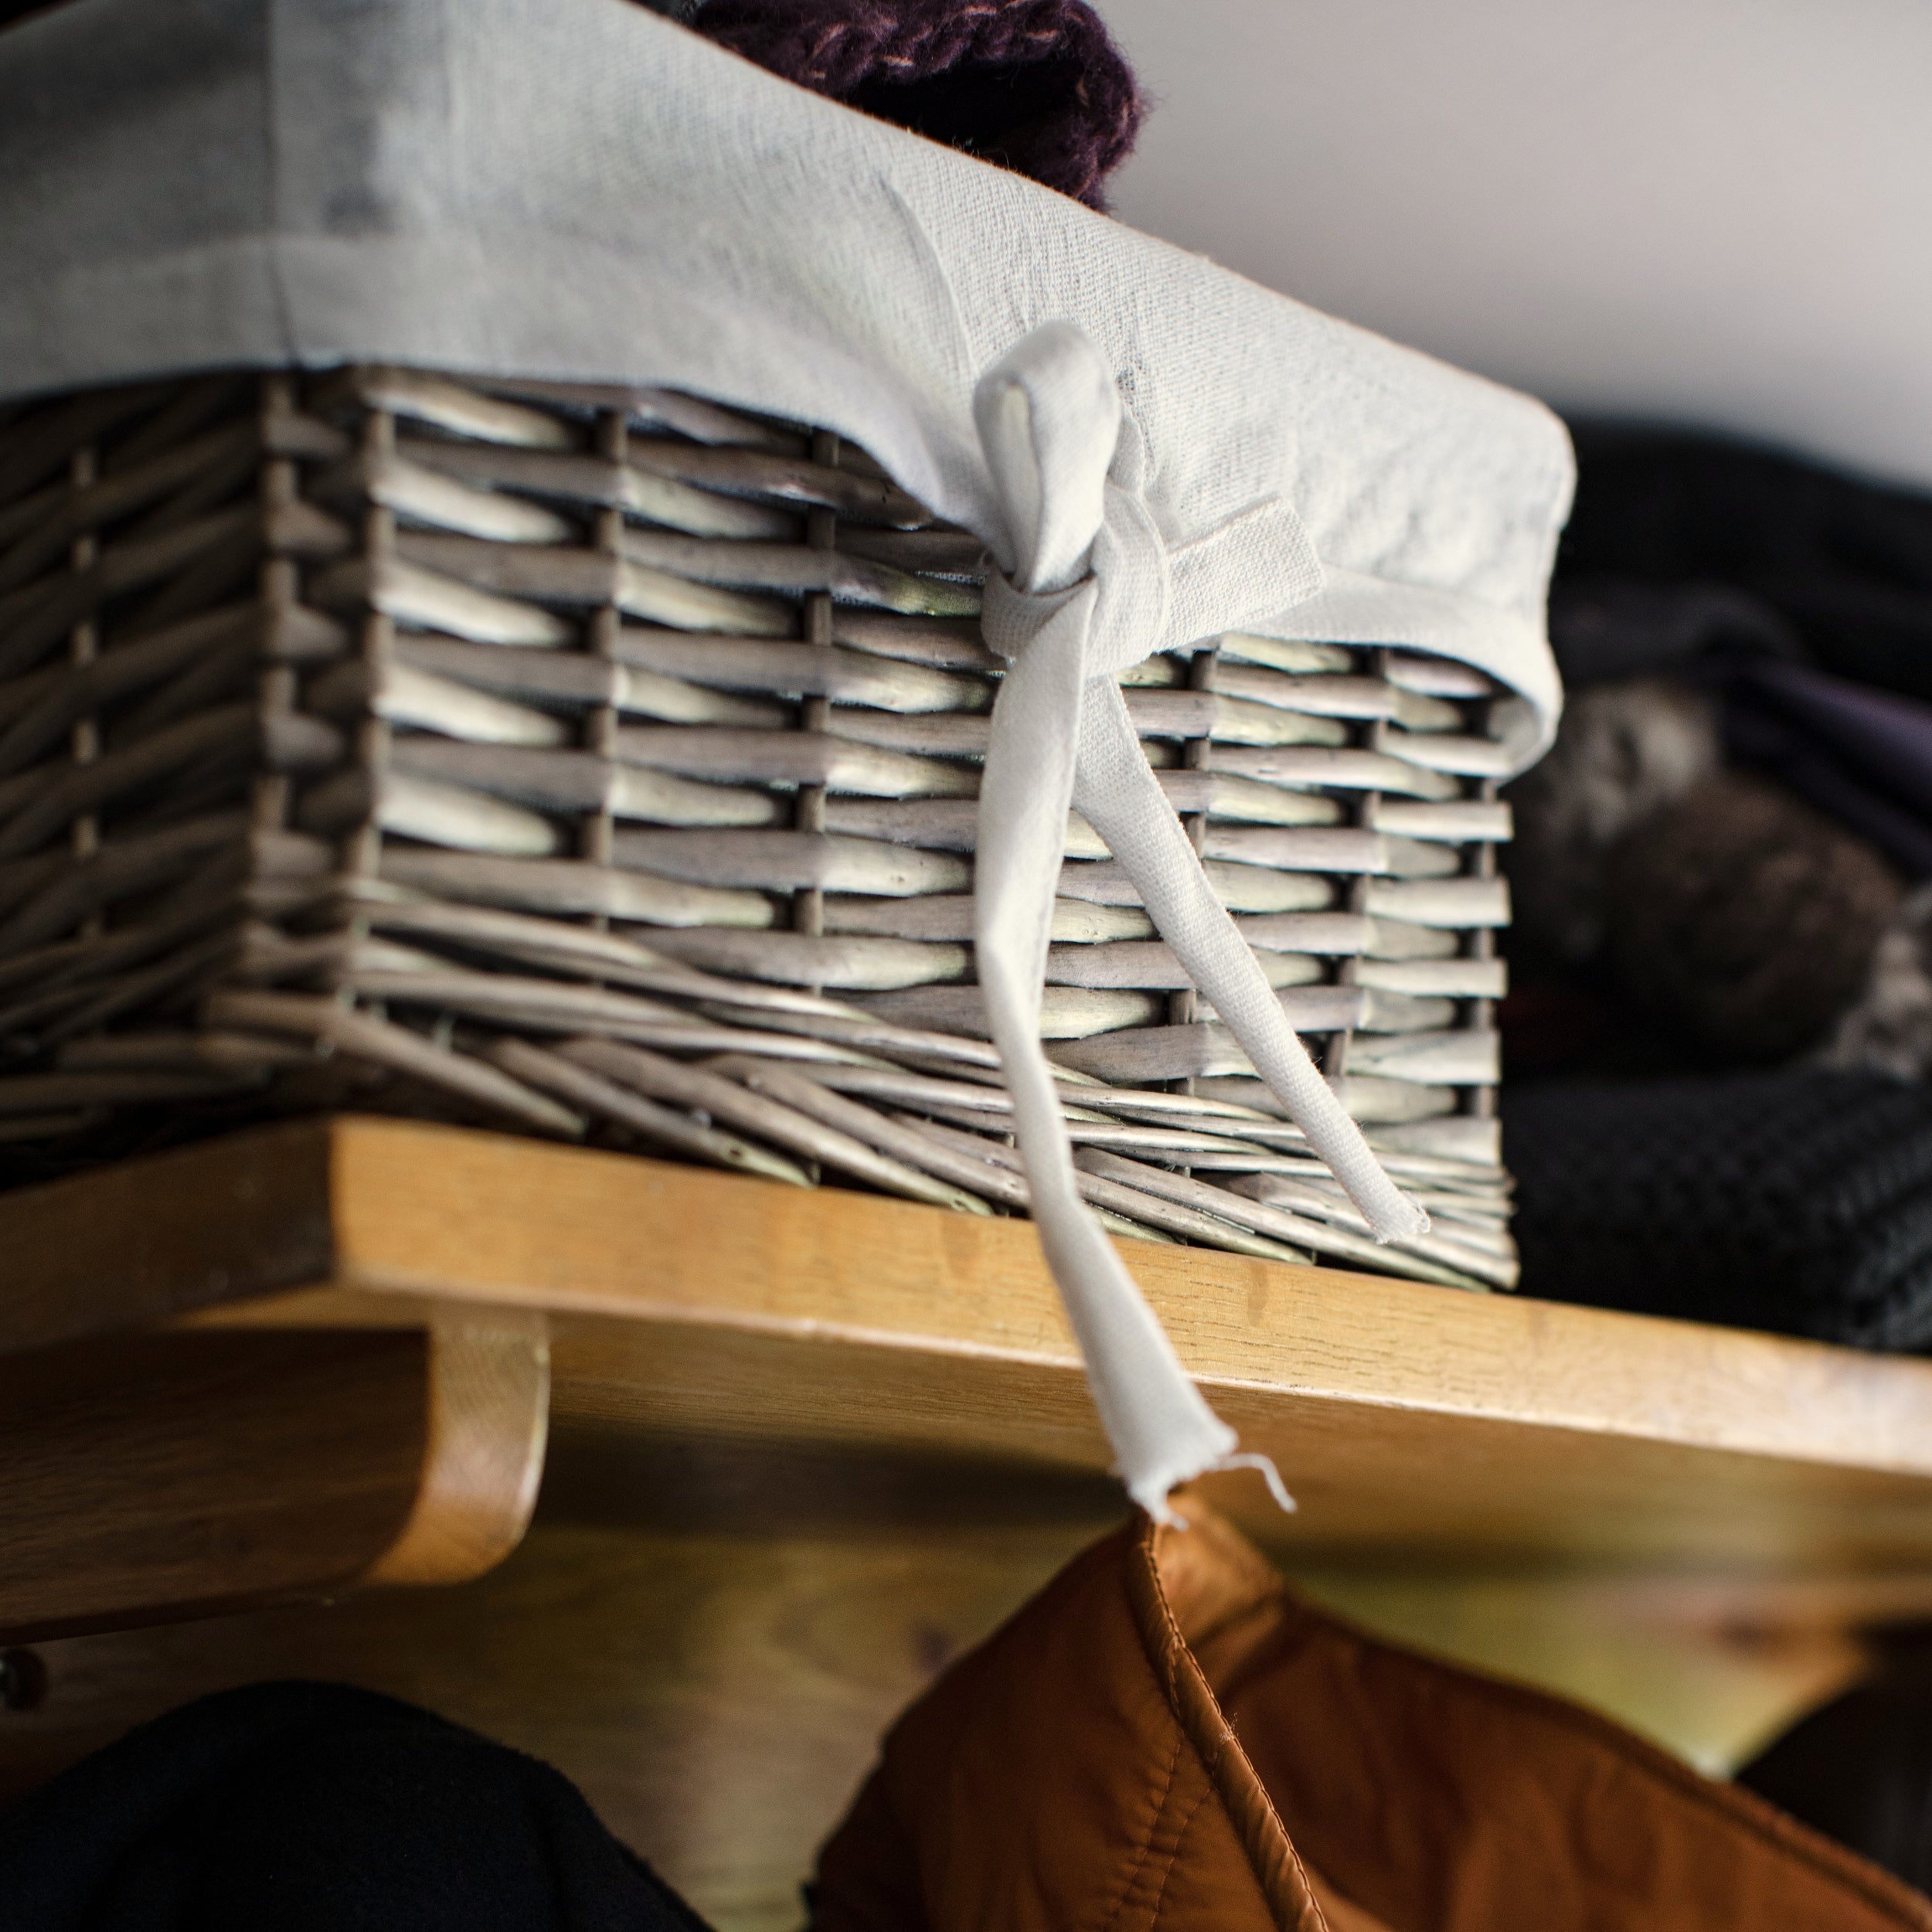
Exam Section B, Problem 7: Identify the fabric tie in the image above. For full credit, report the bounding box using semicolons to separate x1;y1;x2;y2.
972;321;1430;1519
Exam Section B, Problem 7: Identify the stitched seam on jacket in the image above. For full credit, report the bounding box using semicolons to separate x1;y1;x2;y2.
1094;1728;1185;1932
1141;1781;1216;1930
1126;1516;1328;1932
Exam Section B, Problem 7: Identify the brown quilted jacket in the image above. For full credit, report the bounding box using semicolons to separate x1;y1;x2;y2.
815;1508;1932;1931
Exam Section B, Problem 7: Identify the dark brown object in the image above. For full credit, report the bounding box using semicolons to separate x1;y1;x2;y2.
1740;1651;1932;1899
814;1507;1932;1931
0;1649;46;1712
1605;772;1903;1062
0;1319;548;1642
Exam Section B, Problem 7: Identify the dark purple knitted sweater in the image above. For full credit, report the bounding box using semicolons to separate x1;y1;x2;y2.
689;0;1144;209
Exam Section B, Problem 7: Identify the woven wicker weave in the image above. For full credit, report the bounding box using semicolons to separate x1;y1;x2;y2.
0;367;1515;1289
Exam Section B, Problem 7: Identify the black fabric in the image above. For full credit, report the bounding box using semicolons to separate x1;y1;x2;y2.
1725;661;1932;880
1549;580;1801;689
1547;433;1932;878
0;1680;713;1931
1740;1662;1932;1897
1518;430;1932;1075
1545;583;1932;883
1559;426;1932;704
1504;1071;1932;1350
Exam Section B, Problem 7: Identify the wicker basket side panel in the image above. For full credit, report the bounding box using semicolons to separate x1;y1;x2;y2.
0;366;1515;1291
0;376;373;1152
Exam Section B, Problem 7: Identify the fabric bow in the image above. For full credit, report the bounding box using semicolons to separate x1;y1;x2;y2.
972;321;1430;1519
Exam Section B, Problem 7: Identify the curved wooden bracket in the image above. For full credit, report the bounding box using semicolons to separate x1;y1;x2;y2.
0;1318;549;1642
362;1316;550;1589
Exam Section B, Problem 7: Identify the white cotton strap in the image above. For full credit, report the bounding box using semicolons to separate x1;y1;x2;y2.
975;608;1245;1519
972;321;1427;1519
1074;682;1429;1241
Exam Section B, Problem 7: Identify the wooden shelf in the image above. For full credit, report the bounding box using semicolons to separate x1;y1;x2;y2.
14;1112;1932;1919
9;1115;1932;1615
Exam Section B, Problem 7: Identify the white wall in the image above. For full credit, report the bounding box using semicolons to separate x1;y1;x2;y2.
1100;0;1932;489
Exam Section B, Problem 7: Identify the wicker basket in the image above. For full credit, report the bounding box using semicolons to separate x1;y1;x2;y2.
0;366;1515;1290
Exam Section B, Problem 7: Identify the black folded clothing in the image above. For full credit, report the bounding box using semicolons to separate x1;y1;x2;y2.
1561;426;1932;705
0;1680;712;1931
1739;1656;1932;1896
1505;1070;1932;1349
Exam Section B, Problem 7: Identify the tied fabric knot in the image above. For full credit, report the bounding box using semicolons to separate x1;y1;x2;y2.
972;321;1429;1521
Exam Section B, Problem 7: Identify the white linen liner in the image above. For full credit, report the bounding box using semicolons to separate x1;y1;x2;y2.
0;0;1575;1514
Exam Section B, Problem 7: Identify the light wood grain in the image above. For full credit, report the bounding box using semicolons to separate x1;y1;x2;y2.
319;1119;1932;1486
9;1116;1932;1575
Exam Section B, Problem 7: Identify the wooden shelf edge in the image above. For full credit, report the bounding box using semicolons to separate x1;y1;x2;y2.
6;1114;1932;1475
9;1117;1932;1577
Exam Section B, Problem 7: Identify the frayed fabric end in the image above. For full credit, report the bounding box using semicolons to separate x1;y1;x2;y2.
1128;1447;1298;1529
1373;1198;1431;1243
1215;1451;1298;1514
1121;1426;1238;1526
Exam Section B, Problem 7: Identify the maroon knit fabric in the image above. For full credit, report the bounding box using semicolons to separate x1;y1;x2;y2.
688;0;1144;211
